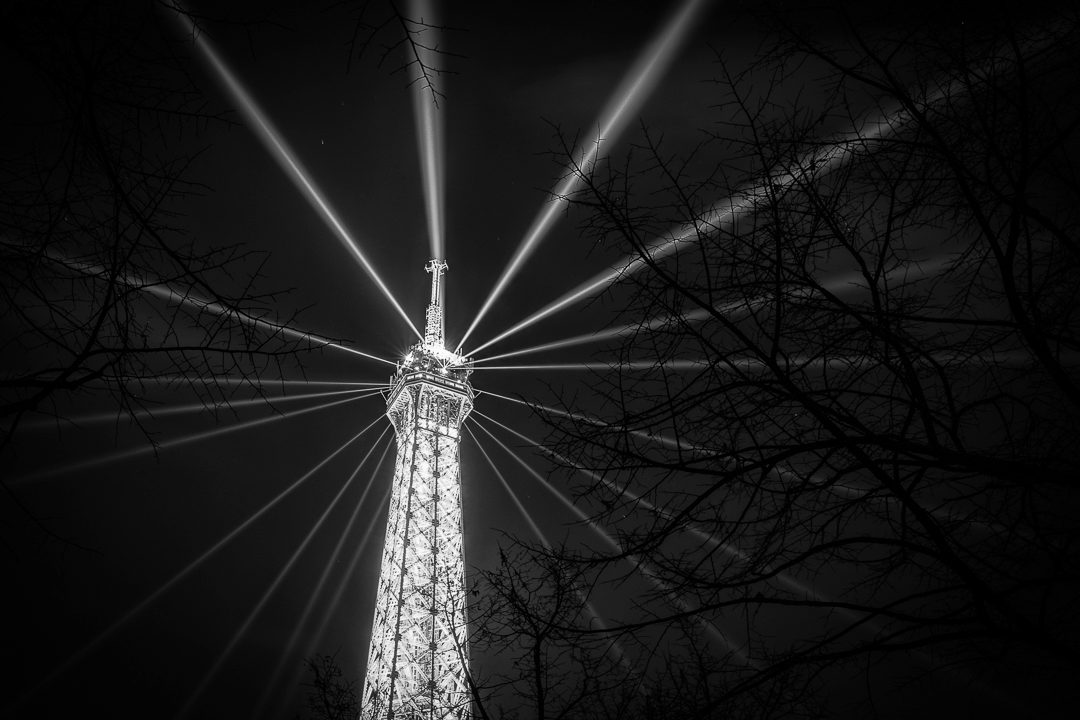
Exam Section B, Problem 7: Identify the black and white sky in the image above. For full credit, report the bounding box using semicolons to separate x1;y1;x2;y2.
0;0;1017;717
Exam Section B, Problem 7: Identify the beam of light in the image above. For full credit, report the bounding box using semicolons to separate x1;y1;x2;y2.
475;360;723;372
464;203;921;359
465;423;550;548
266;483;395;720
478;410;1061;684
38;248;397;366
464;79;972;360
177;419;390;719
471;411;752;664
167;5;421;340
88;376;387;388
476;11;1072;365
472;329;624;365
486;390;1025;573
6;420;379;714
574;458;825;610
631;465;1026;700
467;303;771;366
139;274;397;364
475;363;605;372
409;0;445;260
478;396;912;632
475;347;1056;375
471;361;742;372
251;433;395;718
471;255;957;365
465;423;633;668
480;389;690;453
631;553;755;663
473;361;712;372
469;310;706;364
308;484;394;651
486;383;1037;528
455;0;710;351
21;387;376;431
11;390;380;485
469;412;618;548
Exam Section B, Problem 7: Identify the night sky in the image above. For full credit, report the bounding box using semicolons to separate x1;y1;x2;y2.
7;0;1061;718
1;1;754;716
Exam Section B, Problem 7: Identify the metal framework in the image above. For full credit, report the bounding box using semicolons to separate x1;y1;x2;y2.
363;260;474;720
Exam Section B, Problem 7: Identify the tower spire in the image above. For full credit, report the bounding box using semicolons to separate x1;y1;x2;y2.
424;258;448;348
363;260;473;720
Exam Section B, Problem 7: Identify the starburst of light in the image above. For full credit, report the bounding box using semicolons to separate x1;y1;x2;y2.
254;436;396;716
37;249;397;366
464;85;967;358
12;391;378;485
10;416;378;713
456;0;710;350
169;4;421;340
177;418;389;719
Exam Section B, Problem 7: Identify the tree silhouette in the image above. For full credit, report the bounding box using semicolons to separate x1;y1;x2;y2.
0;0;315;459
466;545;633;720
526;6;1080;717
299;653;361;720
345;0;463;106
466;542;821;719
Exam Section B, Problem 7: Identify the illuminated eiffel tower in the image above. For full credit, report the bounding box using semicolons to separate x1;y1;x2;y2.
362;259;474;720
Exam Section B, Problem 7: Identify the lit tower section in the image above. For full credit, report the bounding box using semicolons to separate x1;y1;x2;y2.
363;259;474;720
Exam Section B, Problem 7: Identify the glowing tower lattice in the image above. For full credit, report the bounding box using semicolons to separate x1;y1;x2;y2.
363;259;474;720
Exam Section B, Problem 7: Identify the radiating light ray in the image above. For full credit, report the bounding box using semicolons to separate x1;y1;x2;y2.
464;221;934;359
456;0;710;351
465;423;549;547
474;361;711;372
8;420;376;713
471;255;957;365
168;5;421;340
808;470;1043;544
479;398;920;641
472;330;619;365
309;485;394;651
476;363;603;372
465;423;633;668
479;394;831;589
468;305;722;364
631;553;756;664
474;413;758;662
469;412;616;547
12;391;380;485
466;268;633;358
481;391;1015;576
480;389;691;453
471;411;752;663
477;346;1055;375
40;248;397;366
474;360;766;372
22;388;373;431
574;460;825;610
464;79;972;359
252;433;395;718
468;299;760;366
89;376;387;388
177;419;389;719
408;0;445;260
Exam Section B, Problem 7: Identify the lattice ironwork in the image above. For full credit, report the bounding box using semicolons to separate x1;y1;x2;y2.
363;260;474;720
